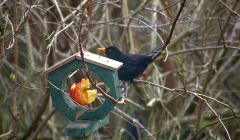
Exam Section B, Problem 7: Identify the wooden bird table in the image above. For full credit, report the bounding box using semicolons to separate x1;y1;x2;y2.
43;51;123;137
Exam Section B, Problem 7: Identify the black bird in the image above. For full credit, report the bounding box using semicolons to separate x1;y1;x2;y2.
98;45;164;81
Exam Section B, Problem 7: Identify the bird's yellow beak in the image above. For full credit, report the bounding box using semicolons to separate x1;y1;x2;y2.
98;47;106;54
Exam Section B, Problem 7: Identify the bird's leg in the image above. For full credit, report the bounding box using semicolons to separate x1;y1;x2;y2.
124;82;129;97
120;81;129;97
116;81;129;104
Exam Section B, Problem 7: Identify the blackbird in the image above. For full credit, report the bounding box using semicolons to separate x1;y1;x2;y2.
98;45;164;81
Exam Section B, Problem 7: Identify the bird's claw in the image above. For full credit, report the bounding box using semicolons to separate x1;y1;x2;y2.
120;81;129;98
163;48;168;62
117;97;125;104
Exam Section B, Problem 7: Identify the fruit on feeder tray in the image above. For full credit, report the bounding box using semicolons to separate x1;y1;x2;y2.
69;79;97;105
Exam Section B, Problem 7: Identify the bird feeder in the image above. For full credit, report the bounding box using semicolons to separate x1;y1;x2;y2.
43;51;123;137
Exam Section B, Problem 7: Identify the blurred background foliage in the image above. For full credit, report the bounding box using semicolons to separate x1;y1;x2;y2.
0;0;240;139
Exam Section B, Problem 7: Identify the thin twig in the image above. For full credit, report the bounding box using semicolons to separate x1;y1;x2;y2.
152;0;187;60
16;82;48;90
11;2;19;139
218;19;226;48
112;107;156;140
20;94;50;140
29;108;57;140
190;115;240;139
83;17;238;28
134;79;237;119
168;45;240;57
6;4;34;49
0;130;14;139
216;0;240;17
134;80;232;140
178;74;231;140
77;0;123;104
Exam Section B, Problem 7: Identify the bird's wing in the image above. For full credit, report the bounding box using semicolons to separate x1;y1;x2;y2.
125;54;150;61
118;60;149;81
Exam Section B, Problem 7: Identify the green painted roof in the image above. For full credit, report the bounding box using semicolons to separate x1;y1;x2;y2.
43;51;123;74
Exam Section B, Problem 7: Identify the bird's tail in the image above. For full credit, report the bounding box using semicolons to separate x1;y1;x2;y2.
148;44;164;59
